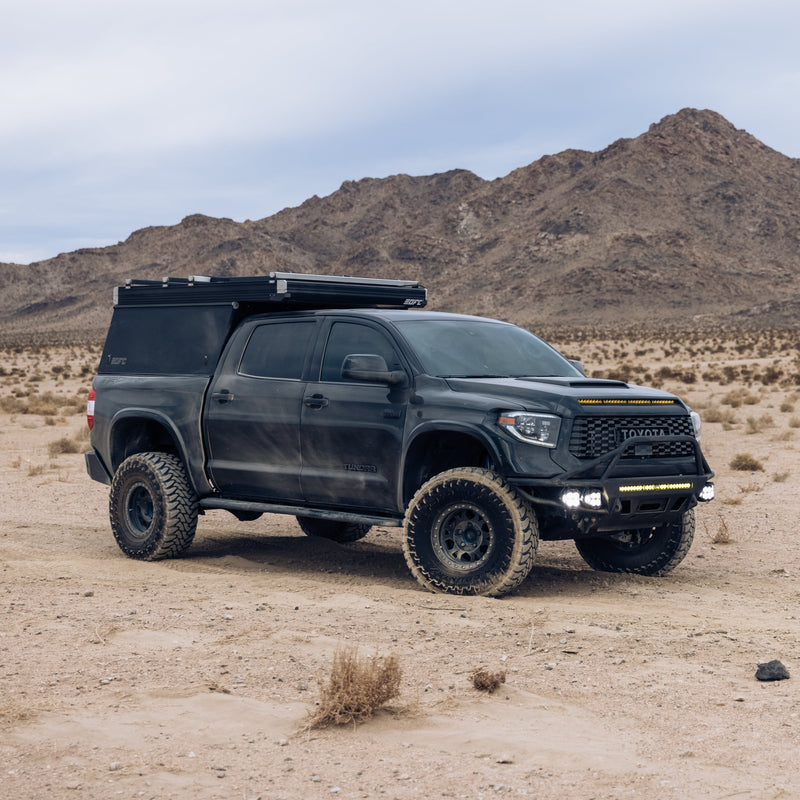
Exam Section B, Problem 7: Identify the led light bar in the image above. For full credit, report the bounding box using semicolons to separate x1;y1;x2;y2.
578;398;678;405
619;482;693;493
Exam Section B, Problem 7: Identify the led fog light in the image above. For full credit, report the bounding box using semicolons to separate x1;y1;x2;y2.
561;490;581;508
560;490;603;510
582;491;603;509
699;483;715;502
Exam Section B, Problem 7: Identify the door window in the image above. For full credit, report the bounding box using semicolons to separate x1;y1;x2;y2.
320;322;402;382
239;321;315;380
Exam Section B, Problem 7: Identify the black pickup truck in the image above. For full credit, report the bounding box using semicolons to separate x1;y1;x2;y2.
86;272;714;596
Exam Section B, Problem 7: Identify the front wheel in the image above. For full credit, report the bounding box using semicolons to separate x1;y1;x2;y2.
575;509;695;576
109;452;198;560
403;467;538;597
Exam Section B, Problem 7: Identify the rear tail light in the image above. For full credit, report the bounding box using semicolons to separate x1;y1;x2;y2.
87;388;95;430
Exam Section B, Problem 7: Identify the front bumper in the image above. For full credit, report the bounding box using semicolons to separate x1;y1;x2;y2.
510;435;714;537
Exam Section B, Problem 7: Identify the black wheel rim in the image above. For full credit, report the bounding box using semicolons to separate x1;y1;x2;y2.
126;484;154;538
432;503;495;572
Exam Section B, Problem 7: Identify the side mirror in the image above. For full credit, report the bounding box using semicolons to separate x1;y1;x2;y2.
341;354;408;387
568;359;586;376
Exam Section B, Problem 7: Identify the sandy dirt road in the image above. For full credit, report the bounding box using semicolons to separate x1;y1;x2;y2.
1;343;799;799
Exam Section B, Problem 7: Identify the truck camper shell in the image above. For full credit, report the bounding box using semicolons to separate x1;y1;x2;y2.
99;272;427;377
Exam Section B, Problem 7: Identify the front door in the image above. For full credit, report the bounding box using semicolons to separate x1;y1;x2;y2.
300;320;408;513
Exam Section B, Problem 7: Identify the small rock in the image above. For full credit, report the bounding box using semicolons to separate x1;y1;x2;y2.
496;754;514;764
756;659;790;681
109;761;121;771
83;590;94;597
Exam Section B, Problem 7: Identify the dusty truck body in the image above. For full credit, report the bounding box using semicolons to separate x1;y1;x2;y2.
85;273;714;596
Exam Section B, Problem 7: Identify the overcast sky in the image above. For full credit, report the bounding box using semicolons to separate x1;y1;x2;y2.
2;0;799;264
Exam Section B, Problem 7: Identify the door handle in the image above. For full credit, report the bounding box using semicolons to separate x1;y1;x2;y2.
304;394;329;409
211;389;234;403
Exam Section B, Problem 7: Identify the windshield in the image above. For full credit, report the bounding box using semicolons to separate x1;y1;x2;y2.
394;319;580;379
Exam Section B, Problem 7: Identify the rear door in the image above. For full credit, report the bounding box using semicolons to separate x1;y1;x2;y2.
300;319;409;512
205;318;316;502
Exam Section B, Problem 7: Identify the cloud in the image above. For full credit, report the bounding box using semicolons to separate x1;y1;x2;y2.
2;0;800;263
2;0;750;157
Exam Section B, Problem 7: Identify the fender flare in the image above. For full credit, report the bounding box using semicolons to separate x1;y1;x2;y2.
107;408;213;496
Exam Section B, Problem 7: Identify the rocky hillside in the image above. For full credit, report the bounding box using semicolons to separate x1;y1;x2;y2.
2;108;800;341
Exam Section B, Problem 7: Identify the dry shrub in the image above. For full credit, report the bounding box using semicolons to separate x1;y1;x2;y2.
0;391;80;417
722;389;759;408
0;700;37;727
703;405;737;425
309;647;401;728
655;366;696;384
729;453;764;472
759;366;783;385
704;515;732;544
0;395;26;414
471;668;506;693
48;436;82;457
745;414;774;434
736;480;762;495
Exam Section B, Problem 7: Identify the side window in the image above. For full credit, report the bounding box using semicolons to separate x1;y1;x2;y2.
320;322;402;382
239;321;315;379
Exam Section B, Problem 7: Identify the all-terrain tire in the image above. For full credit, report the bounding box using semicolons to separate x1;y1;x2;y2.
109;452;198;560
575;508;695;576
402;467;538;597
296;517;371;543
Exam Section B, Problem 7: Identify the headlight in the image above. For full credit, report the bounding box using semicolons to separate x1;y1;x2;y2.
690;410;702;439
498;412;561;447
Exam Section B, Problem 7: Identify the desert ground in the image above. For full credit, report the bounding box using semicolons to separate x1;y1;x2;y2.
1;330;799;800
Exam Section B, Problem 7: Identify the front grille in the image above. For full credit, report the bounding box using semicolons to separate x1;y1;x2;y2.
569;415;695;459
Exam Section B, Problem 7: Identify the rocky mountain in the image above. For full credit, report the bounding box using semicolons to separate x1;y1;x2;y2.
2;108;800;342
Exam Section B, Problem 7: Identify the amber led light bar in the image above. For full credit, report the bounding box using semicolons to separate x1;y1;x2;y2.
578;398;678;405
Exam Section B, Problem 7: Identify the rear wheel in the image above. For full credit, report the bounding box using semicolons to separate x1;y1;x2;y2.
403;467;537;597
296;517;371;543
109;452;198;560
575;509;695;576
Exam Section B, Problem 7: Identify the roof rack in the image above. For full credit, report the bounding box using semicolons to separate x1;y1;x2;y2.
114;272;427;310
